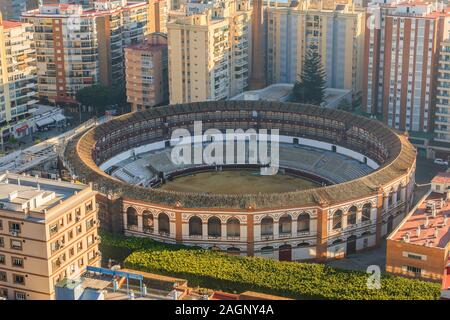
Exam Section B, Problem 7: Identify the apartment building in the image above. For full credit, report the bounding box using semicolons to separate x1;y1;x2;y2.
0;172;100;300
0;15;38;145
433;39;450;154
266;2;365;94
148;0;168;33
362;1;450;133
167;0;252;104
386;172;450;282
21;0;149;104
125;33;169;111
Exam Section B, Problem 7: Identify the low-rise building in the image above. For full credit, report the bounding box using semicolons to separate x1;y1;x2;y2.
0;172;100;300
125;33;169;112
386;172;450;282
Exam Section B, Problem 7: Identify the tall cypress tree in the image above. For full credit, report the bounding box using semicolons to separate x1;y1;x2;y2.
293;46;327;105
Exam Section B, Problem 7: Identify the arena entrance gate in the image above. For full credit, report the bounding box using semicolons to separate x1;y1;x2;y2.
279;244;292;261
346;235;357;255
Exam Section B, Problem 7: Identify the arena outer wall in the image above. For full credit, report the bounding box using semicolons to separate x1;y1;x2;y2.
64;101;417;261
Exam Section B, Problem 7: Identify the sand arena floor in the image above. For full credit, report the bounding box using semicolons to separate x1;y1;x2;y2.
158;169;321;194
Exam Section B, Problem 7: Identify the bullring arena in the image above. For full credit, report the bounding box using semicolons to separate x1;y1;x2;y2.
63;101;417;261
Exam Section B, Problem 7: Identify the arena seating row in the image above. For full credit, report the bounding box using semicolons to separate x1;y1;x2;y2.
109;143;374;186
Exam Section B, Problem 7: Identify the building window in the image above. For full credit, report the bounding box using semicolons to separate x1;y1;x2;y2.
78;258;84;268
13;274;25;285
0;271;6;282
67;213;73;223
406;265;422;275
0;254;5;264
332;210;343;230
0;219;3;230
85;201;93;213
0;237;3;248
14;291;26;300
86;218;95;231
407;253;424;260
12;257;24;268
10;240;22;251
76;225;82;235
75;208;82;221
49;223;58;236
77;241;83;252
9;222;20;234
0;288;7;298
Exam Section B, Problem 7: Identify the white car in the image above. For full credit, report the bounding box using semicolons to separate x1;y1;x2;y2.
434;158;449;166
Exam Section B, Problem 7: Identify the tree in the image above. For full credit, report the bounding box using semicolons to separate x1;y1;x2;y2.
337;99;352;111
293;46;326;105
75;84;127;116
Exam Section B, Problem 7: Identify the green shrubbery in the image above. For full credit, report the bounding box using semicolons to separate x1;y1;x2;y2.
101;232;441;300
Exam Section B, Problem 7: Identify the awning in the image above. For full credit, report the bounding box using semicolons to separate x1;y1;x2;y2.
16;124;28;133
35;117;55;127
52;114;66;122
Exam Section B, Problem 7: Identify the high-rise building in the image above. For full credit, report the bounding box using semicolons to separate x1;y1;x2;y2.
148;0;168;33
167;0;252;104
249;0;265;89
125;33;169;111
21;0;149;104
0;15;38;128
362;1;449;133
0;173;101;300
434;39;450;145
266;2;365;94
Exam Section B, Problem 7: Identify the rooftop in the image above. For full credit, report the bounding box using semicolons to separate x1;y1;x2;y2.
0;172;87;213
432;172;450;184
390;191;450;249
1;21;23;29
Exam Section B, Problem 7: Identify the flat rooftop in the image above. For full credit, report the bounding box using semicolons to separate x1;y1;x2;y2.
0;172;87;212
390;192;450;249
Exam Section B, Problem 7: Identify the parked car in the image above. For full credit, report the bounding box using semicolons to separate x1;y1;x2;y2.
434;158;449;166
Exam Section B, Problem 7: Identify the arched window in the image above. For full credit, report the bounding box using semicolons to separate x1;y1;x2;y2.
226;247;240;256
297;212;310;232
207;216;221;238
396;189;401;202
362;203;371;222
388;191;394;208
158;212;170;235
142;210;154;233
347;206;357;226
261;216;274;237
332;210;343;230
279;214;292;236
226;217;240;238
260;246;274;256
189;216;203;237
126;207;138;228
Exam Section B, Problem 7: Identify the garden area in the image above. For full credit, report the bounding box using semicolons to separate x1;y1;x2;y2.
100;232;441;300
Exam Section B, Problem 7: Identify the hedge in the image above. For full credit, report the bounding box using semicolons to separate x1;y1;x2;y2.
101;232;441;300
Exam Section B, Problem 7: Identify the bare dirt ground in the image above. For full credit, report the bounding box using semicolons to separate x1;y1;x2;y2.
159;169;320;194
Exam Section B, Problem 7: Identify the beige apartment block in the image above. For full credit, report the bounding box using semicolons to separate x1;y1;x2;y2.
0;173;101;300
21;0;149;104
0;14;38;125
167;0;252;104
125;33;169;111
148;0;168;33
266;2;365;95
